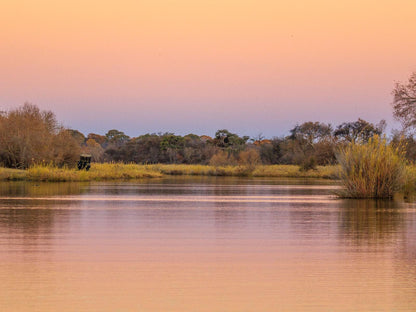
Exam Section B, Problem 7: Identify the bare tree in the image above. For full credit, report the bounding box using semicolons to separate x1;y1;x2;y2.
392;72;416;132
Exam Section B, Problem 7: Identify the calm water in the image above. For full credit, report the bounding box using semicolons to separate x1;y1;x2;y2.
0;177;415;311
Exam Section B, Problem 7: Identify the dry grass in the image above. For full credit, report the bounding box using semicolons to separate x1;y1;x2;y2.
336;136;407;198
252;165;339;179
0;163;162;182
0;163;340;181
147;164;339;178
0;167;26;180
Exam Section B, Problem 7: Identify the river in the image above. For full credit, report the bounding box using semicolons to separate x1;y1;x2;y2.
0;177;415;311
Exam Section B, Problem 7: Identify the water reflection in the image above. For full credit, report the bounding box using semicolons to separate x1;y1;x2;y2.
0;181;87;197
0;178;415;311
339;199;403;248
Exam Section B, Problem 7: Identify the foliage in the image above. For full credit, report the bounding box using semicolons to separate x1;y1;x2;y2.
0;103;395;171
83;138;104;162
290;121;332;145
259;138;282;164
87;133;108;147
209;150;237;166
67;129;86;145
0;103;80;168
299;156;317;172
105;129;130;146
213;129;249;155
336;136;406;198
334;118;385;143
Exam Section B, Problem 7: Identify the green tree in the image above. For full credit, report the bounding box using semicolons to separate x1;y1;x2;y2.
160;133;185;163
214;129;249;153
105;129;130;146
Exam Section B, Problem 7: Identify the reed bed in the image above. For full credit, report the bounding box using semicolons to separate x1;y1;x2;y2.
147;164;339;178
0;168;26;181
252;165;339;179
336;136;407;198
23;163;162;182
0;163;339;181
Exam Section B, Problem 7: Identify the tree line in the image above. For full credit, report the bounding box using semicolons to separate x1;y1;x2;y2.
1;71;416;169
68;119;388;170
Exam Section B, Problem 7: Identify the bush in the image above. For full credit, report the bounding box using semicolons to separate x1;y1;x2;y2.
336;135;406;198
209;150;237;166
299;156;317;171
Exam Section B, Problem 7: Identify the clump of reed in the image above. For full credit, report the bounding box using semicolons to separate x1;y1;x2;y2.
336;135;407;198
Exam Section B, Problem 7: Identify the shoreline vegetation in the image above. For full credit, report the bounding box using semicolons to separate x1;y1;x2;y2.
2;71;416;200
0;163;339;182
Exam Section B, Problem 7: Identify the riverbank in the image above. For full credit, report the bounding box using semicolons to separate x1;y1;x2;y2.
0;163;339;182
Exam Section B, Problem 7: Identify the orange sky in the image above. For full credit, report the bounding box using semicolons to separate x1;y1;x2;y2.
1;0;415;136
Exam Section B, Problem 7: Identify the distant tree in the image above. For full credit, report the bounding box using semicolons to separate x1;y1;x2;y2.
105;129;130;146
287;122;334;166
290;122;332;146
334;119;385;143
114;134;163;164
182;134;216;164
213;129;249;158
87;133;108;147
52;129;81;166
259;138;282;164
67;129;86;146
83;138;104;162
392;72;416;132
160;133;185;163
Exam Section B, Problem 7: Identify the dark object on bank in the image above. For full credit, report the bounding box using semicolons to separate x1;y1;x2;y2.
77;154;91;171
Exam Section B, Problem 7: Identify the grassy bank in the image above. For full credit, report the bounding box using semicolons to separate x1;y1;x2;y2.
0;163;162;182
0;163;339;181
148;164;339;179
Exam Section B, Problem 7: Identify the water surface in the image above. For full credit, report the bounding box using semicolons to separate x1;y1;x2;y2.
0;177;415;311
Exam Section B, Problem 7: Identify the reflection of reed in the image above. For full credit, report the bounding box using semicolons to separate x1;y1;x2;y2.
339;199;403;247
0;181;86;197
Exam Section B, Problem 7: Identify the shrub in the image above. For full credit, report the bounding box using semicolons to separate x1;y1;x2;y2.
336;135;406;198
209;150;237;166
299;156;317;171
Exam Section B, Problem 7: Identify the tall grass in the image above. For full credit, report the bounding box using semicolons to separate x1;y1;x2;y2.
0;168;26;180
336;136;406;198
0;163;340;181
25;163;162;182
147;164;338;178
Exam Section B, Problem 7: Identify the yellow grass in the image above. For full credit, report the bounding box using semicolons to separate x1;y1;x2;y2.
0;167;26;180
336;136;407;198
0;163;162;182
0;163;339;181
146;164;339;178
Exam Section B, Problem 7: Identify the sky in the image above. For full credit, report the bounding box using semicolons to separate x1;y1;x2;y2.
1;0;416;138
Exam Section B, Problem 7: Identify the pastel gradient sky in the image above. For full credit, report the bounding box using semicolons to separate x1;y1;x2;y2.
1;0;416;138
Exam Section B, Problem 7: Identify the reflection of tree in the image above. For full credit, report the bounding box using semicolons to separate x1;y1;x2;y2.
339;199;402;247
0;182;86;255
